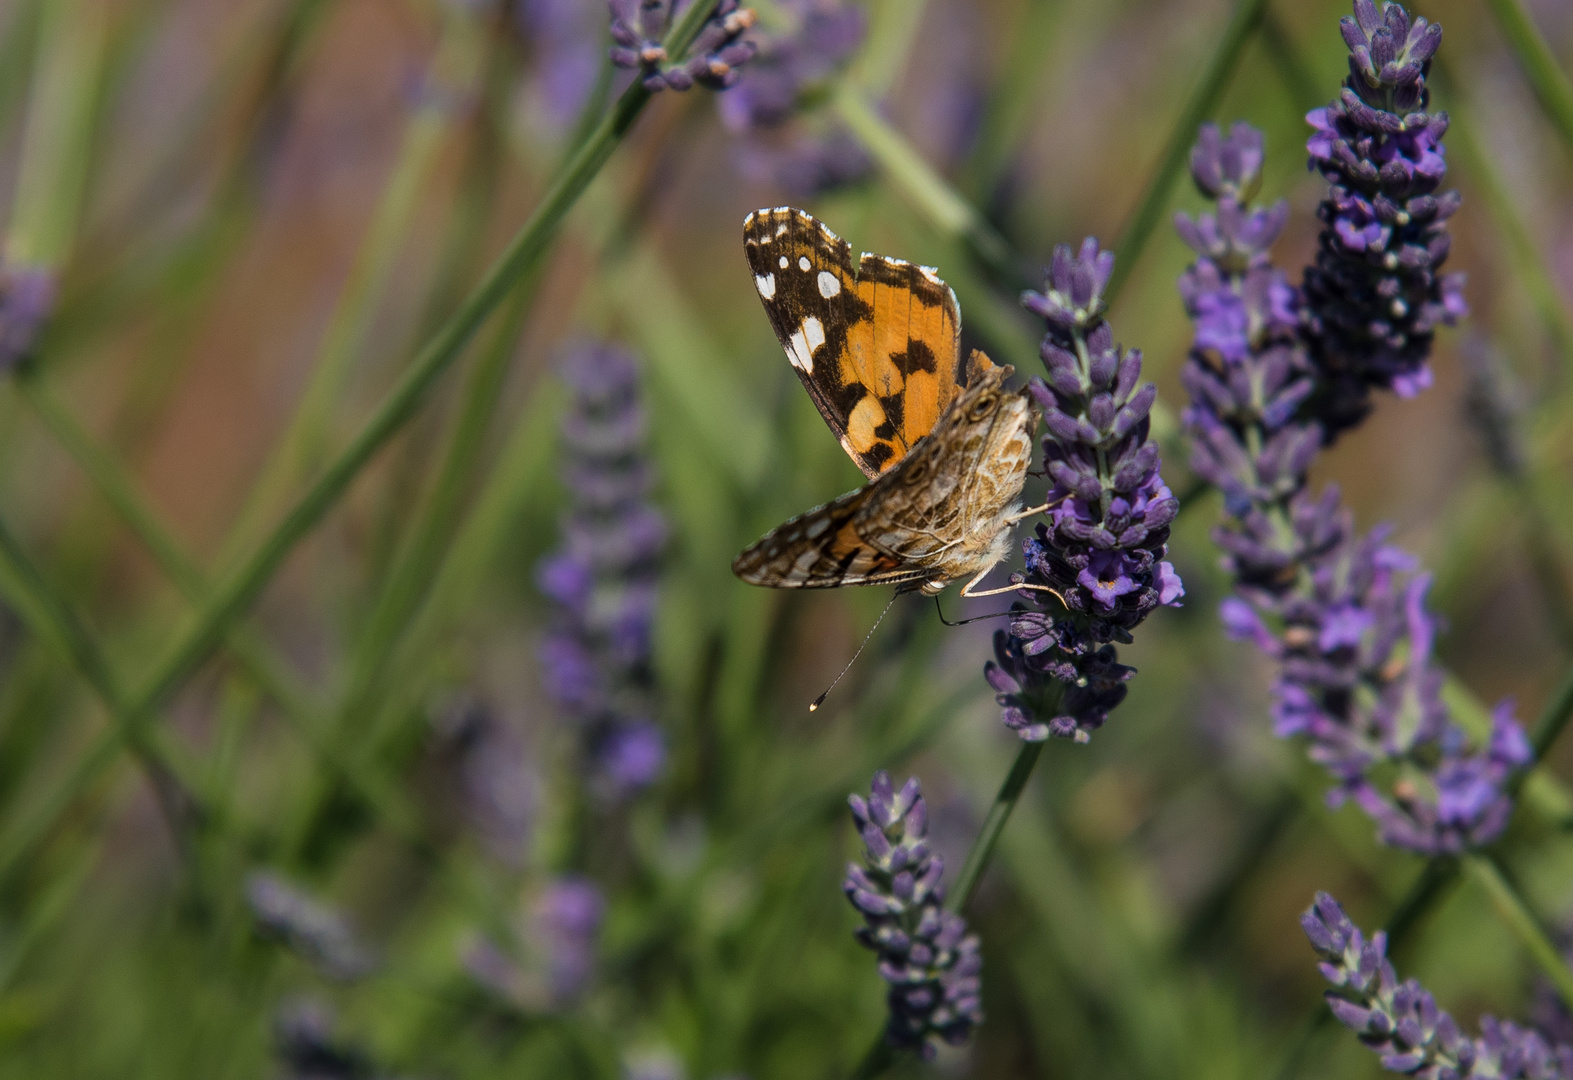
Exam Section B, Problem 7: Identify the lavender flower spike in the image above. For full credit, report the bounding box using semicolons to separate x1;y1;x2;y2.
537;341;667;801
610;0;757;92
245;871;375;980
1302;0;1466;434
989;239;1183;742
463;875;605;1009
0;261;56;372
844;772;983;1058
1302;892;1573;1078
1177;118;1530;854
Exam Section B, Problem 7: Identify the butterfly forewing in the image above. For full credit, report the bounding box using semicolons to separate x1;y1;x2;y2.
743;207;979;479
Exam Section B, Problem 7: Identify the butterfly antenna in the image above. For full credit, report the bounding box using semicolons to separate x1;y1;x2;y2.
933;595;1018;627
810;592;901;712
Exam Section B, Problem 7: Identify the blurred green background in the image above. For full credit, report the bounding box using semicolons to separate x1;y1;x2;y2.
0;0;1569;1076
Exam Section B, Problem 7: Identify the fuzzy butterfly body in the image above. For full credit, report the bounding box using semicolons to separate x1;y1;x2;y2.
733;208;1039;597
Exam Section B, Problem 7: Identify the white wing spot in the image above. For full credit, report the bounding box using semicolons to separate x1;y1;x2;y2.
787;330;813;374
778;255;789;269
755;273;776;300
798;256;811;271
805;517;831;539
817;271;841;298
802;316;825;357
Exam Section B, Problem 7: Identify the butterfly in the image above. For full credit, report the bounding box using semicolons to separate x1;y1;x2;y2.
731;207;1042;599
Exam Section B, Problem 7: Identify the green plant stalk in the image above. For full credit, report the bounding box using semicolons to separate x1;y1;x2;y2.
1106;0;1270;303
847;0;929;98
1532;663;1573;760
1;0;725;880
1439;61;1573;384
14;375;432;840
6;0;107;267
343;281;533;728
832;84;1029;290
946;738;1047;914
282;282;536;861
218;2;484;560
1259;9;1322;116
963;0;1066;201
1486;0;1573;159
0;509;203;848
1465;854;1573;1006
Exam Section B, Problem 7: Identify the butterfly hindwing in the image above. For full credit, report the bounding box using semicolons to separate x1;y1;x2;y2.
731;364;1037;593
730;484;928;589
743;207;987;480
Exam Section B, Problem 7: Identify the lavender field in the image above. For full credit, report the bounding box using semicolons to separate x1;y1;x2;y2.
0;0;1570;1076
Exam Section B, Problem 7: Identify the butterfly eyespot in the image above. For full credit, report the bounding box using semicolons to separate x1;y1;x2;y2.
904;459;929;485
967;394;997;422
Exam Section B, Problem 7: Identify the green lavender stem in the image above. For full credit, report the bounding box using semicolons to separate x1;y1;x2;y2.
6;0;106;267
1486;0;1573;158
946;741;1046;914
218;2;485;560
14;375;431;841
1106;0;1270;302
0;0;725;884
1465;854;1573;1006
0;509;203;849
832;84;1030;289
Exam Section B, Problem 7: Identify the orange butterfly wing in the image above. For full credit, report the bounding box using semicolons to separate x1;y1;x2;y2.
742;207;992;479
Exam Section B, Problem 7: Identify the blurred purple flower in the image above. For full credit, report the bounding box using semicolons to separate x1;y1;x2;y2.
0;263;55;372
246;872;375;980
538;341;667;801
596;720;666;795
431;697;535;866
1176;116;1529;854
718;0;872;197
844;771;983;1057
517;0;608;131
463;875;606;1010
1302;892;1573;1077
273;998;376;1080
988;239;1182;742
534;875;606;1002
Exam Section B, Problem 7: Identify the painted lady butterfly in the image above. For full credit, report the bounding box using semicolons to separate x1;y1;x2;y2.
732;208;1040;598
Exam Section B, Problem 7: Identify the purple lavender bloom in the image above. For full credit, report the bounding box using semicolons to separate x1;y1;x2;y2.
987;239;1183;742
431;697;535;866
1302;892;1573;1077
596;719;666;795
538;341;667;801
610;0;758;92
273;999;375;1080
534;875;606;1002
463;875;606;1010
844;772;983;1057
245;872;375;980
717;0;871;197
1301;0;1465;436
1175;117;1531;854
0;262;55;372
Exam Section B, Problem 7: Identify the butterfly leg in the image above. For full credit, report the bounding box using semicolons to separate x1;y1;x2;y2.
1004;503;1050;524
957;568;1066;603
